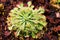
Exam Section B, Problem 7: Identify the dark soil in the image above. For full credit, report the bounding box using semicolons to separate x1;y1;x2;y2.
0;0;60;40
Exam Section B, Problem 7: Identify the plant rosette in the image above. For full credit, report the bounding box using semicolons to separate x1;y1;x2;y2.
7;1;47;39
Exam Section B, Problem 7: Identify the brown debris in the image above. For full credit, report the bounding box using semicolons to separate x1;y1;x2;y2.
52;26;60;32
1;0;6;3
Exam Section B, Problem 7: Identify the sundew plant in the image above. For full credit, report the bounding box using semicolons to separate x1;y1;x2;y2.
7;1;47;38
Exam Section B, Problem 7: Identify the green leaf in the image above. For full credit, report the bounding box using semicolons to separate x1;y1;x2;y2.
8;25;14;30
39;21;47;27
27;1;32;6
16;29;20;36
31;32;36;38
20;3;23;7
57;0;60;3
38;7;45;14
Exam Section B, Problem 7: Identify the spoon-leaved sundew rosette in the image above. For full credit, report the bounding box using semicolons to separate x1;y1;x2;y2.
7;1;47;39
